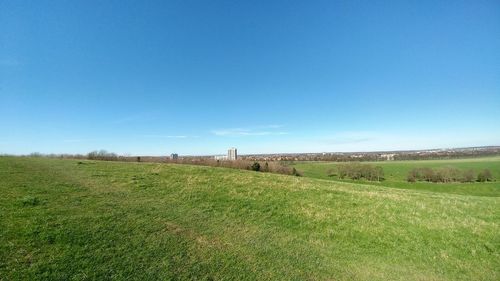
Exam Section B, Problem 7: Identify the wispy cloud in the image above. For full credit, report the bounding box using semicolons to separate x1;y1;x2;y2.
212;125;288;136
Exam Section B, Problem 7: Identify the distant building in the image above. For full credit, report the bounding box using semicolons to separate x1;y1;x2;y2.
380;154;395;161
228;147;237;160
170;153;178;160
214;155;228;160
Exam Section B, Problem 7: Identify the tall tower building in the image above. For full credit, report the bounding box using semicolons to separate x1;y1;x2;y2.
228;147;237;160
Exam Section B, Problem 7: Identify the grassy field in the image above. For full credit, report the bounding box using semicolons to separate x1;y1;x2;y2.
290;157;500;197
1;157;499;280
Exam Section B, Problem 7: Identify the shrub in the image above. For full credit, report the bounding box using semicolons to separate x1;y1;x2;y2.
292;167;302;177
407;173;416;182
434;167;462;183
261;162;270;172
251;162;261;172
334;163;384;181
408;167;494;183
407;167;435;182
462;169;476;182
477;169;493;182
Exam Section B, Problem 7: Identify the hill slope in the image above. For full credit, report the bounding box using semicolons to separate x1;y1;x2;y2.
1;157;498;280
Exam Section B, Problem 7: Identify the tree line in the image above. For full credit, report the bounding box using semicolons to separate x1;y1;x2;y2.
87;150;302;176
22;150;302;177
407;167;494;183
328;163;384;181
87;150;119;161
162;158;302;176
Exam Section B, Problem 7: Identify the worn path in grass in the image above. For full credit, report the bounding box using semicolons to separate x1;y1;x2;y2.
290;157;500;197
1;157;499;280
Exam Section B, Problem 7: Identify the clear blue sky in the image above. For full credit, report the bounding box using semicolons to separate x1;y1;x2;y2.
1;0;499;155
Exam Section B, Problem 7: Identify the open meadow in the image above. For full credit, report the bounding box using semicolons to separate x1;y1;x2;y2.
1;157;499;280
290;157;500;197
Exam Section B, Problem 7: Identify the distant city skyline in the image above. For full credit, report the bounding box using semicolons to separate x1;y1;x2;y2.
1;1;499;155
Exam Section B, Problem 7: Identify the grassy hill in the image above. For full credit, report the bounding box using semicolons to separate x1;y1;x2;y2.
1;157;499;280
290;157;500;197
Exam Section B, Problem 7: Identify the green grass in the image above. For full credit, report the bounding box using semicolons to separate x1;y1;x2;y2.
290;157;500;197
1;157;499;280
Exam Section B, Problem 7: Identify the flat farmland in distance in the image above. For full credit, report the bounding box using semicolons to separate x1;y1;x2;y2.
289;157;500;197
